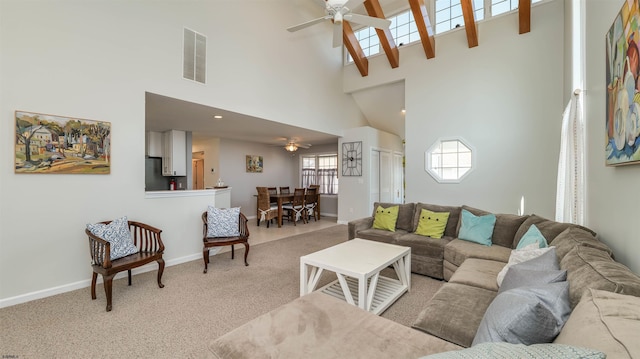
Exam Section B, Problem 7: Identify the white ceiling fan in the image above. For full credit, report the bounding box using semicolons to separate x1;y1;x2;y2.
287;0;392;48
275;138;312;152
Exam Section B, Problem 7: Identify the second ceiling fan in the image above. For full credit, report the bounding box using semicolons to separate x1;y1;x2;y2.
287;0;391;48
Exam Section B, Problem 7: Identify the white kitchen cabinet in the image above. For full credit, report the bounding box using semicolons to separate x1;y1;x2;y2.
162;130;186;176
146;131;163;157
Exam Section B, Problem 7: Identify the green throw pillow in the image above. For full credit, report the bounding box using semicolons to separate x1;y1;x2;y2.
458;209;496;246
372;205;399;232
415;209;450;238
516;224;548;249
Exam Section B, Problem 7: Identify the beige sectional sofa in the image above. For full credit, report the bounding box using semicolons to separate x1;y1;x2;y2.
199;202;640;358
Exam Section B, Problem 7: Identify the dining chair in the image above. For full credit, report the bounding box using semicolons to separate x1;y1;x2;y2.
304;187;319;222
279;186;290;194
256;187;278;228
267;187;278;206
283;188;306;225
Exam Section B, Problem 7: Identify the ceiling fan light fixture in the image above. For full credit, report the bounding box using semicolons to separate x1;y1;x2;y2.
284;142;299;152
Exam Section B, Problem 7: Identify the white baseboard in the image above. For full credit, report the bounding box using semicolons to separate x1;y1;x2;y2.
0;252;209;309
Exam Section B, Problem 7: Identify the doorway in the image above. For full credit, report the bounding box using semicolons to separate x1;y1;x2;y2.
192;158;204;190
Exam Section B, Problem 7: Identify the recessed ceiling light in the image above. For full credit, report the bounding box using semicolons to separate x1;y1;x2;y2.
213;115;223;119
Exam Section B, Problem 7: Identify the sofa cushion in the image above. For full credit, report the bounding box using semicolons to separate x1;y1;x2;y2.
355;228;407;244
372;202;415;232
413;203;461;238
515;224;548;249
449;258;505;292
206;291;463;359
422;342;605;359
444;239;511;268
550;227;613;261
458;209;496;246
372;205;399;232
457;206;528;248
396;233;452;260
560;245;640;308
554;289;640;359
513;214;596;248
472;282;571;346
415;209;450;238
497;247;559;287
413;283;497;348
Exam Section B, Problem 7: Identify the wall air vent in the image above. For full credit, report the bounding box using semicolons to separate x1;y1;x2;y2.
183;28;206;84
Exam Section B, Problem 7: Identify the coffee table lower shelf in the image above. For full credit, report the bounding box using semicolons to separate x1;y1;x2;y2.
319;276;407;315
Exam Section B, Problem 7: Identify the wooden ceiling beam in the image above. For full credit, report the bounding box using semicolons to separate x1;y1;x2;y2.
343;21;369;77
519;0;531;34
364;0;399;68
460;0;478;48
408;0;435;59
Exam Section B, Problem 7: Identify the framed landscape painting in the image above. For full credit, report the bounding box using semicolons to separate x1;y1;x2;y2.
606;0;640;166
14;111;111;174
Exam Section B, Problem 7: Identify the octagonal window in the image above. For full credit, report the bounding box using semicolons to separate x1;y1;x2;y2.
425;138;474;183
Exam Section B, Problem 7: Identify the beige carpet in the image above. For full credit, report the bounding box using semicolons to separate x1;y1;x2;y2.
0;225;444;358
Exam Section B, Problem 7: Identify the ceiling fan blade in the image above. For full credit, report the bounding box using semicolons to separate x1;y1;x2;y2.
343;0;366;12
344;13;391;29
332;21;343;48
287;16;331;32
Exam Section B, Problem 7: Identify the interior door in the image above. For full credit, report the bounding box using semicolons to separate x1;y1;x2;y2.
393;152;404;203
192;159;204;190
379;150;393;203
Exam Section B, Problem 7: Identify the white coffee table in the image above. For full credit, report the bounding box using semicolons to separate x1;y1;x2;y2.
300;238;411;315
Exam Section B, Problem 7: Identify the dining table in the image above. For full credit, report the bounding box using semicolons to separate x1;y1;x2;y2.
267;192;320;228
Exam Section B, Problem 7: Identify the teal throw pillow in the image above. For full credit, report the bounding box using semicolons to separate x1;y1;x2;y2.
516;224;549;249
458;209;496;246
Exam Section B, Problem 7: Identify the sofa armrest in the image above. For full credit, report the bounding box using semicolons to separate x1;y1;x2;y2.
348;217;374;240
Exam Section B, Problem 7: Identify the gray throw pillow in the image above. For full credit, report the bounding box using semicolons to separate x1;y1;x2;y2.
499;268;567;293
472;282;571;346
499;249;564;293
497;247;560;287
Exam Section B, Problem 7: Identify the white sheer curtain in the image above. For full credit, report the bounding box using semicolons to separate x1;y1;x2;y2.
555;89;585;225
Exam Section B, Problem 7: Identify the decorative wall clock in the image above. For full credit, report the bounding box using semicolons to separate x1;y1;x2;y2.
342;141;362;176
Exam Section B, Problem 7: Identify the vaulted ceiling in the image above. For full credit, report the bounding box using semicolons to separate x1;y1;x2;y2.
344;0;531;77
146;0;535;148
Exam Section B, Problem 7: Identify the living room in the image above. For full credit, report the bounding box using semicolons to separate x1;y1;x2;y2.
1;0;639;357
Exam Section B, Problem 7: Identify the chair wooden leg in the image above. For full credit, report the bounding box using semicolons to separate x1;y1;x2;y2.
243;243;250;266
157;258;165;288
103;274;115;312
203;249;209;273
91;272;98;300
231;244;235;259
127;270;132;286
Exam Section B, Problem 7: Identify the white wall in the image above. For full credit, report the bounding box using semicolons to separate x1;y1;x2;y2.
218;138;299;215
0;0;364;304
345;1;564;217
584;0;640;274
338;126;404;223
